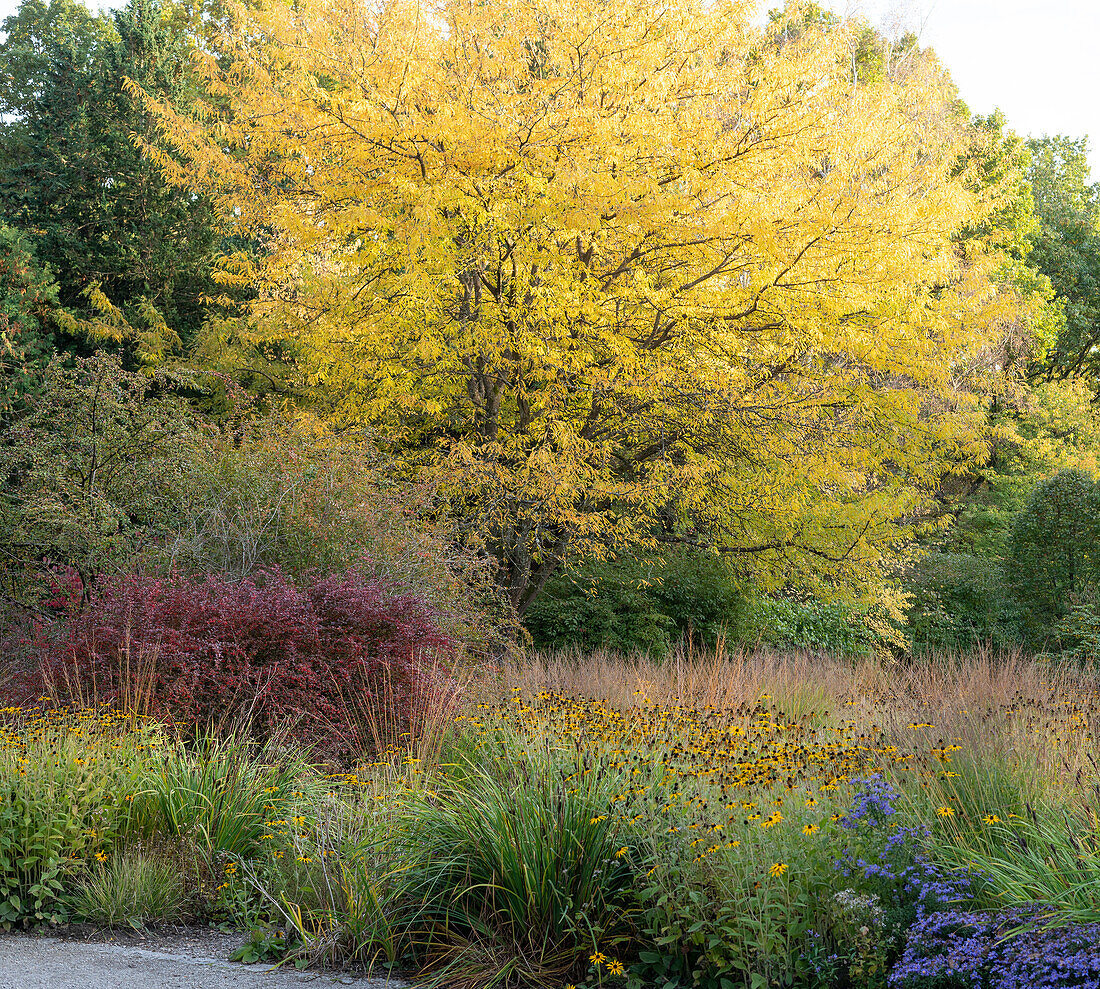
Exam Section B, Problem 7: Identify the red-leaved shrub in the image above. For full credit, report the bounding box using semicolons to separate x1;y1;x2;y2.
37;569;456;759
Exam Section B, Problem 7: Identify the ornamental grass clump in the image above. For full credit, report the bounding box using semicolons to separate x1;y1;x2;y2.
136;729;322;866
68;847;189;928
930;800;1100;927
399;746;641;989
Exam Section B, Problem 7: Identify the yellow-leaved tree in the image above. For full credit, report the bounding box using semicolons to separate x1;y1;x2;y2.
140;0;1013;613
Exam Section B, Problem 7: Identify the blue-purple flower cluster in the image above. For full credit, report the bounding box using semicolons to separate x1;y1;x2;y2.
839;774;902;830
834;776;973;916
889;905;1100;988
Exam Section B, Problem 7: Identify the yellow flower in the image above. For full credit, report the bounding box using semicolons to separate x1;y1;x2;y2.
769;862;788;877
95;851;107;863
982;814;1001;824
589;951;606;966
803;824;819;835
606;959;625;976
936;806;955;818
615;846;628;858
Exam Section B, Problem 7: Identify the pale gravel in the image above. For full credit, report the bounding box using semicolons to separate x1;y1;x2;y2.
0;928;411;989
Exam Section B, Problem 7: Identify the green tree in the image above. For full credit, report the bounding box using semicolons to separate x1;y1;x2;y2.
0;223;60;415
1025;136;1100;382
0;0;232;364
0;0;114;117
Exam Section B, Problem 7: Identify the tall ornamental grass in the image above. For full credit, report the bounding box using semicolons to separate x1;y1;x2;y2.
135;730;322;865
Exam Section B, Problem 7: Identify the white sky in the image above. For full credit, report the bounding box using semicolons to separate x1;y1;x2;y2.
817;0;1100;176
1;0;1097;177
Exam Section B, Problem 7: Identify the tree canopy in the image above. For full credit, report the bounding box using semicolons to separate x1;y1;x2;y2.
137;0;1022;612
1025;136;1100;383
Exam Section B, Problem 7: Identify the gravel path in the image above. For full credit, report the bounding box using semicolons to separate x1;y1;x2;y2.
0;929;410;989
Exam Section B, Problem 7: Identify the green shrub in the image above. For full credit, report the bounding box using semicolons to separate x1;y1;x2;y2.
738;595;877;656
525;549;746;657
0;353;200;608
525;557;673;656
1050;588;1100;661
905;551;1022;652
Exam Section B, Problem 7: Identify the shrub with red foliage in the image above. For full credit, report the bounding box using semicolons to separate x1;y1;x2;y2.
37;569;456;759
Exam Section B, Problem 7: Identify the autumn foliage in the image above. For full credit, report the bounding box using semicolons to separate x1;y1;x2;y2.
138;0;1017;616
38;569;455;757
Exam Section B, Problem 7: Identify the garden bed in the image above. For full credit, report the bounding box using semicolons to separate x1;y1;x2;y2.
3;647;1099;988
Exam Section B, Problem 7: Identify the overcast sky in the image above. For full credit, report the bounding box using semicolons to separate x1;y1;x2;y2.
1;0;1097;177
818;0;1100;176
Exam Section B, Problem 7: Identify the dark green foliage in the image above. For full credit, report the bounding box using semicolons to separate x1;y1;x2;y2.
739;595;877;657
1050;589;1100;662
905;552;1021;653
1006;468;1100;645
526;550;877;657
525;550;744;657
0;0;235;364
905;470;1100;656
903;377;1100;655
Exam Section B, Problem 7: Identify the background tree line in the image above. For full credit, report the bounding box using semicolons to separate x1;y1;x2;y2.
1;0;1099;660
